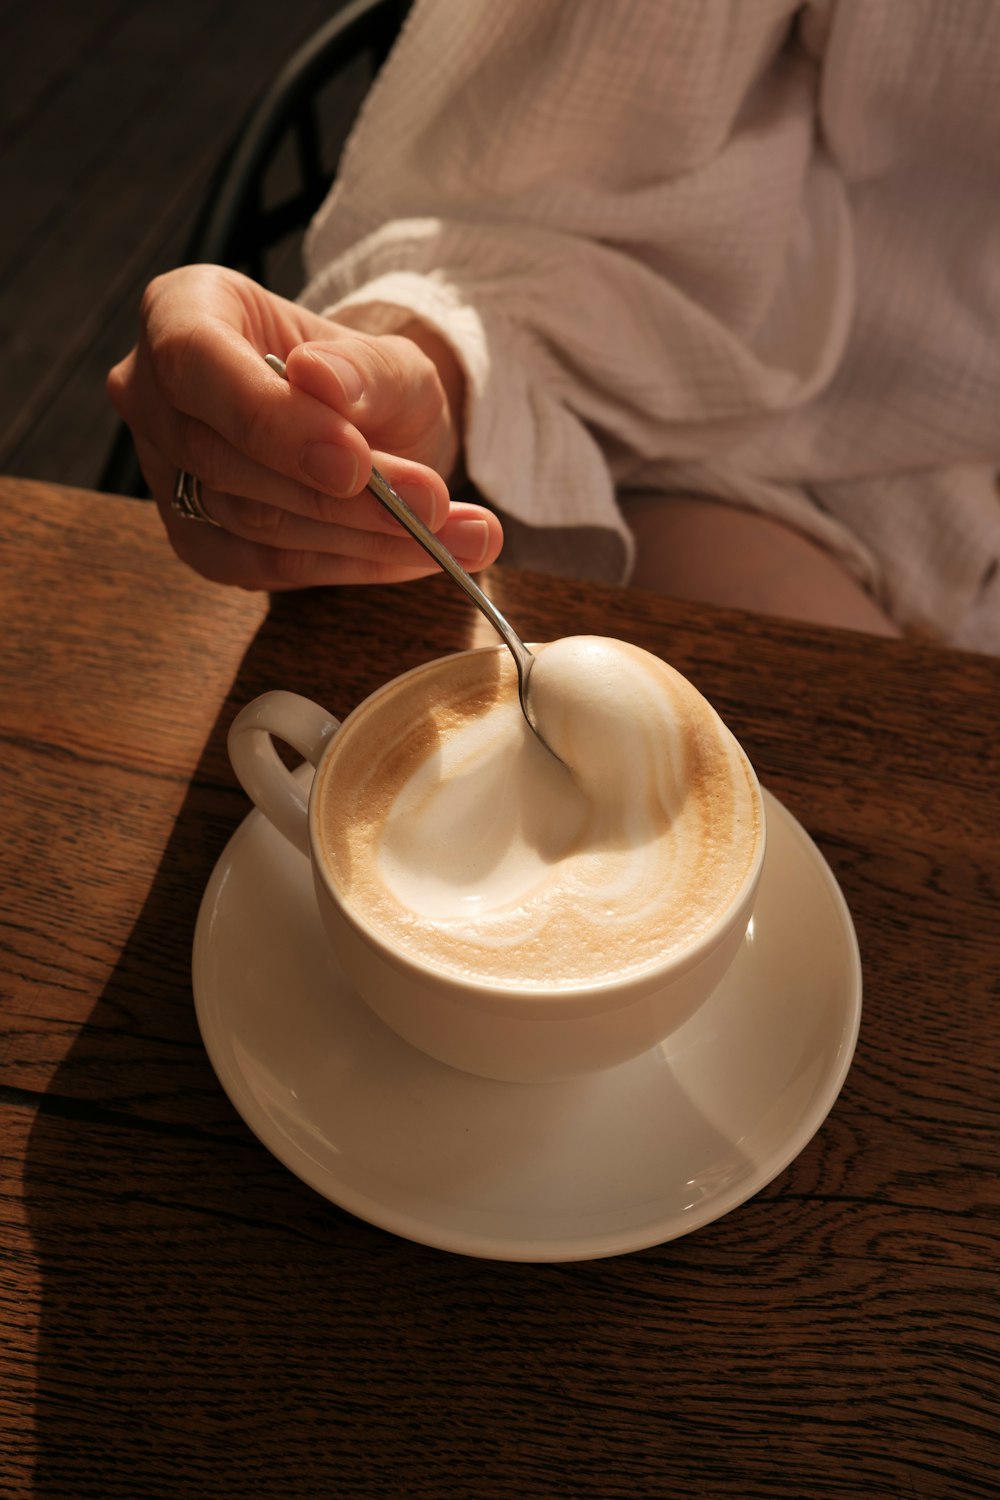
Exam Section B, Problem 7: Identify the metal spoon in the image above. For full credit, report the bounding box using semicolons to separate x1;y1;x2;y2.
263;353;545;747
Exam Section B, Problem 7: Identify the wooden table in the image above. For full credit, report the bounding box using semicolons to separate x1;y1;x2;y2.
2;475;997;1498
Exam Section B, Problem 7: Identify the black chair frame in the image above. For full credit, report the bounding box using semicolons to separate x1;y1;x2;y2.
100;0;410;496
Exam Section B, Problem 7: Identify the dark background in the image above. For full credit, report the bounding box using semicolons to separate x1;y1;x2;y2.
0;0;351;494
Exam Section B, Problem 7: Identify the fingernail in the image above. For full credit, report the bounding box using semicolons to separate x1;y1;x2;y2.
449;518;490;563
312;351;364;406
299;441;359;495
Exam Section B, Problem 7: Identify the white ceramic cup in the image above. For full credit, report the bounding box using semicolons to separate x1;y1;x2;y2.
227;646;765;1084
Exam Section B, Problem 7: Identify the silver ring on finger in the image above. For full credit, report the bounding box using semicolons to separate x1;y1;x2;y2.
171;469;221;526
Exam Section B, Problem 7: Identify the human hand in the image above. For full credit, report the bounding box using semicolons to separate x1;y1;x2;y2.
106;264;503;588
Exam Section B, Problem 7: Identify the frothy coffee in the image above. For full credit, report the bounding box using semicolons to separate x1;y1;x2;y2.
315;637;762;989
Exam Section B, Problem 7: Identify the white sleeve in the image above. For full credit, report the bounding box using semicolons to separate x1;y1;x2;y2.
300;0;836;580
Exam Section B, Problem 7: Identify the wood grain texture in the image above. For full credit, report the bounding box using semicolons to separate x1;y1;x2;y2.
1;478;998;1499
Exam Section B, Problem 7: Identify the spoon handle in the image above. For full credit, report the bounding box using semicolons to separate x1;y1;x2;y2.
364;467;534;681
263;353;536;700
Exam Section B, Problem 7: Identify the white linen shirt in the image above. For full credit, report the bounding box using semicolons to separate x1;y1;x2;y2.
300;0;1000;651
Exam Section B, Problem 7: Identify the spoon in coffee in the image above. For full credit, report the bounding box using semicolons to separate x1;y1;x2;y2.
264;353;547;749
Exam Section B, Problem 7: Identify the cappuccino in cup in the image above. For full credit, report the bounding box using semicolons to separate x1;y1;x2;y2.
316;636;761;990
228;637;765;1081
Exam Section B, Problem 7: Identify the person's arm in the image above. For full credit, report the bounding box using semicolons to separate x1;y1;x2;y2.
299;0;817;583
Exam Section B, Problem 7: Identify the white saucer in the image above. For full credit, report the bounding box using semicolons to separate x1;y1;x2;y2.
193;787;861;1262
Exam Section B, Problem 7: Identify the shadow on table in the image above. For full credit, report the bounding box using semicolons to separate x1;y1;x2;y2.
24;586;748;1499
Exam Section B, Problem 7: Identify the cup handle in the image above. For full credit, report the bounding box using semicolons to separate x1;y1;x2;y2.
227;690;341;857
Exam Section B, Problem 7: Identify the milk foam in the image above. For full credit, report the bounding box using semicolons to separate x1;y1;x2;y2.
377;693;585;919
317;638;761;989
